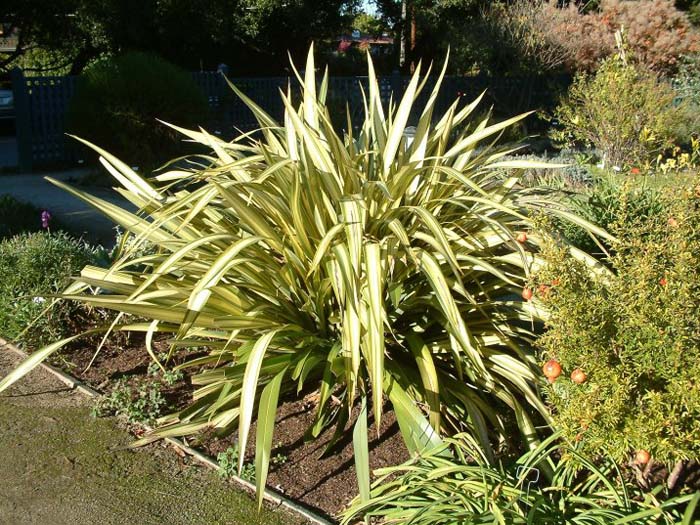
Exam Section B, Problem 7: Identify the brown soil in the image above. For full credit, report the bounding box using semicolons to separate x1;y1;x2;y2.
53;336;410;520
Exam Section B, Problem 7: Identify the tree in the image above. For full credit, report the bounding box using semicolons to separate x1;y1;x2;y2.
352;12;388;35
1;0;360;75
373;0;495;73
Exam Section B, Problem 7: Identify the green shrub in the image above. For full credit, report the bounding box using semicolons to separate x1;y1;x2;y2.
558;176;664;254
67;51;208;170
673;54;700;135
0;49;608;505
342;433;698;525
552;51;687;168
0;231;99;347
537;179;700;465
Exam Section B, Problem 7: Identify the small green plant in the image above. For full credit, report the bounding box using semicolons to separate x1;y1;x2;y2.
92;378;167;425
271;452;288;467
552;46;688;167
217;445;255;482
147;356;184;386
537;178;700;470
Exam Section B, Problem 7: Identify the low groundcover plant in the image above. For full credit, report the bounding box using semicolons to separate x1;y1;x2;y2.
0;47;609;506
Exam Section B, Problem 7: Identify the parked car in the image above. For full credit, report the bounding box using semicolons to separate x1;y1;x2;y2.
0;76;14;120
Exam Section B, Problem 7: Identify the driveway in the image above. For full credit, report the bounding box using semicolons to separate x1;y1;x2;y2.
0;170;134;246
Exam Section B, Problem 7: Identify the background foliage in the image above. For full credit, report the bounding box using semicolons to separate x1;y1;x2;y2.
552;51;689;167
66;52;208;169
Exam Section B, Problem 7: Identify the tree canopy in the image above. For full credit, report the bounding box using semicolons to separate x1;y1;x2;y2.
1;0;360;75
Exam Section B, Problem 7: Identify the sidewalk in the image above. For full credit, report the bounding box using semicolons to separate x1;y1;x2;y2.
0;170;134;246
0;348;306;525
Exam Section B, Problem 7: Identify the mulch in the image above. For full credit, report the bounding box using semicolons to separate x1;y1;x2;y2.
51;333;409;519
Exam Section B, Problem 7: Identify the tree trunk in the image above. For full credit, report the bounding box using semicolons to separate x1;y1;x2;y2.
68;44;99;76
399;0;407;70
410;3;416;73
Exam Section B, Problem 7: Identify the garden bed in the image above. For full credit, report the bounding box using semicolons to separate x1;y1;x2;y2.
51;334;409;519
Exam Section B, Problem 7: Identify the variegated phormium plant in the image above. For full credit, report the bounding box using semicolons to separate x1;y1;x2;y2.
0;47;610;505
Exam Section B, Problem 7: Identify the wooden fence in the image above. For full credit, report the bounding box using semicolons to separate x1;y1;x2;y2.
11;68;570;172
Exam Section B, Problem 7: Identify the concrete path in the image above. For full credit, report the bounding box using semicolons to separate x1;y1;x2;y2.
0;170;134;246
0;348;307;525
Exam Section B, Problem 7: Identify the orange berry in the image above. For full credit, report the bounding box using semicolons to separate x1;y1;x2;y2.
571;368;587;384
543;359;562;380
516;232;528;244
635;449;651;465
522;287;533;301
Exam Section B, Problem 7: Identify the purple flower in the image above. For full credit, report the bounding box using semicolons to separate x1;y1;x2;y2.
41;210;52;229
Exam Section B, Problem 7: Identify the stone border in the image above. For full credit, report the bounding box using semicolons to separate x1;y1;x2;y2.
0;337;335;525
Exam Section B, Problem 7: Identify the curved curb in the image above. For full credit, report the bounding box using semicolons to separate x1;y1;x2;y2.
0;337;335;525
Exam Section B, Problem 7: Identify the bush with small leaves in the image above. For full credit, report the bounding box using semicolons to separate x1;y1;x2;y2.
0;231;100;347
552;50;688;167
537;178;700;466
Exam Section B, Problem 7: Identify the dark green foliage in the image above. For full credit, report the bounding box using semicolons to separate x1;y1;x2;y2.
66;52;208;170
538;179;700;463
0;231;98;347
1;0;357;75
0;194;64;240
558;177;664;255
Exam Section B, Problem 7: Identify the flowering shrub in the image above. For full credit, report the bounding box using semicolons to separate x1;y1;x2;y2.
602;0;700;75
0;231;100;347
537;179;700;466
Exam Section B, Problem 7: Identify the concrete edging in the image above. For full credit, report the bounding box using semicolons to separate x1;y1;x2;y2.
0;337;335;525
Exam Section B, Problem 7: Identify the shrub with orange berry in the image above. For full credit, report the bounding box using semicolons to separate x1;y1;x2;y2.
536;178;700;466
